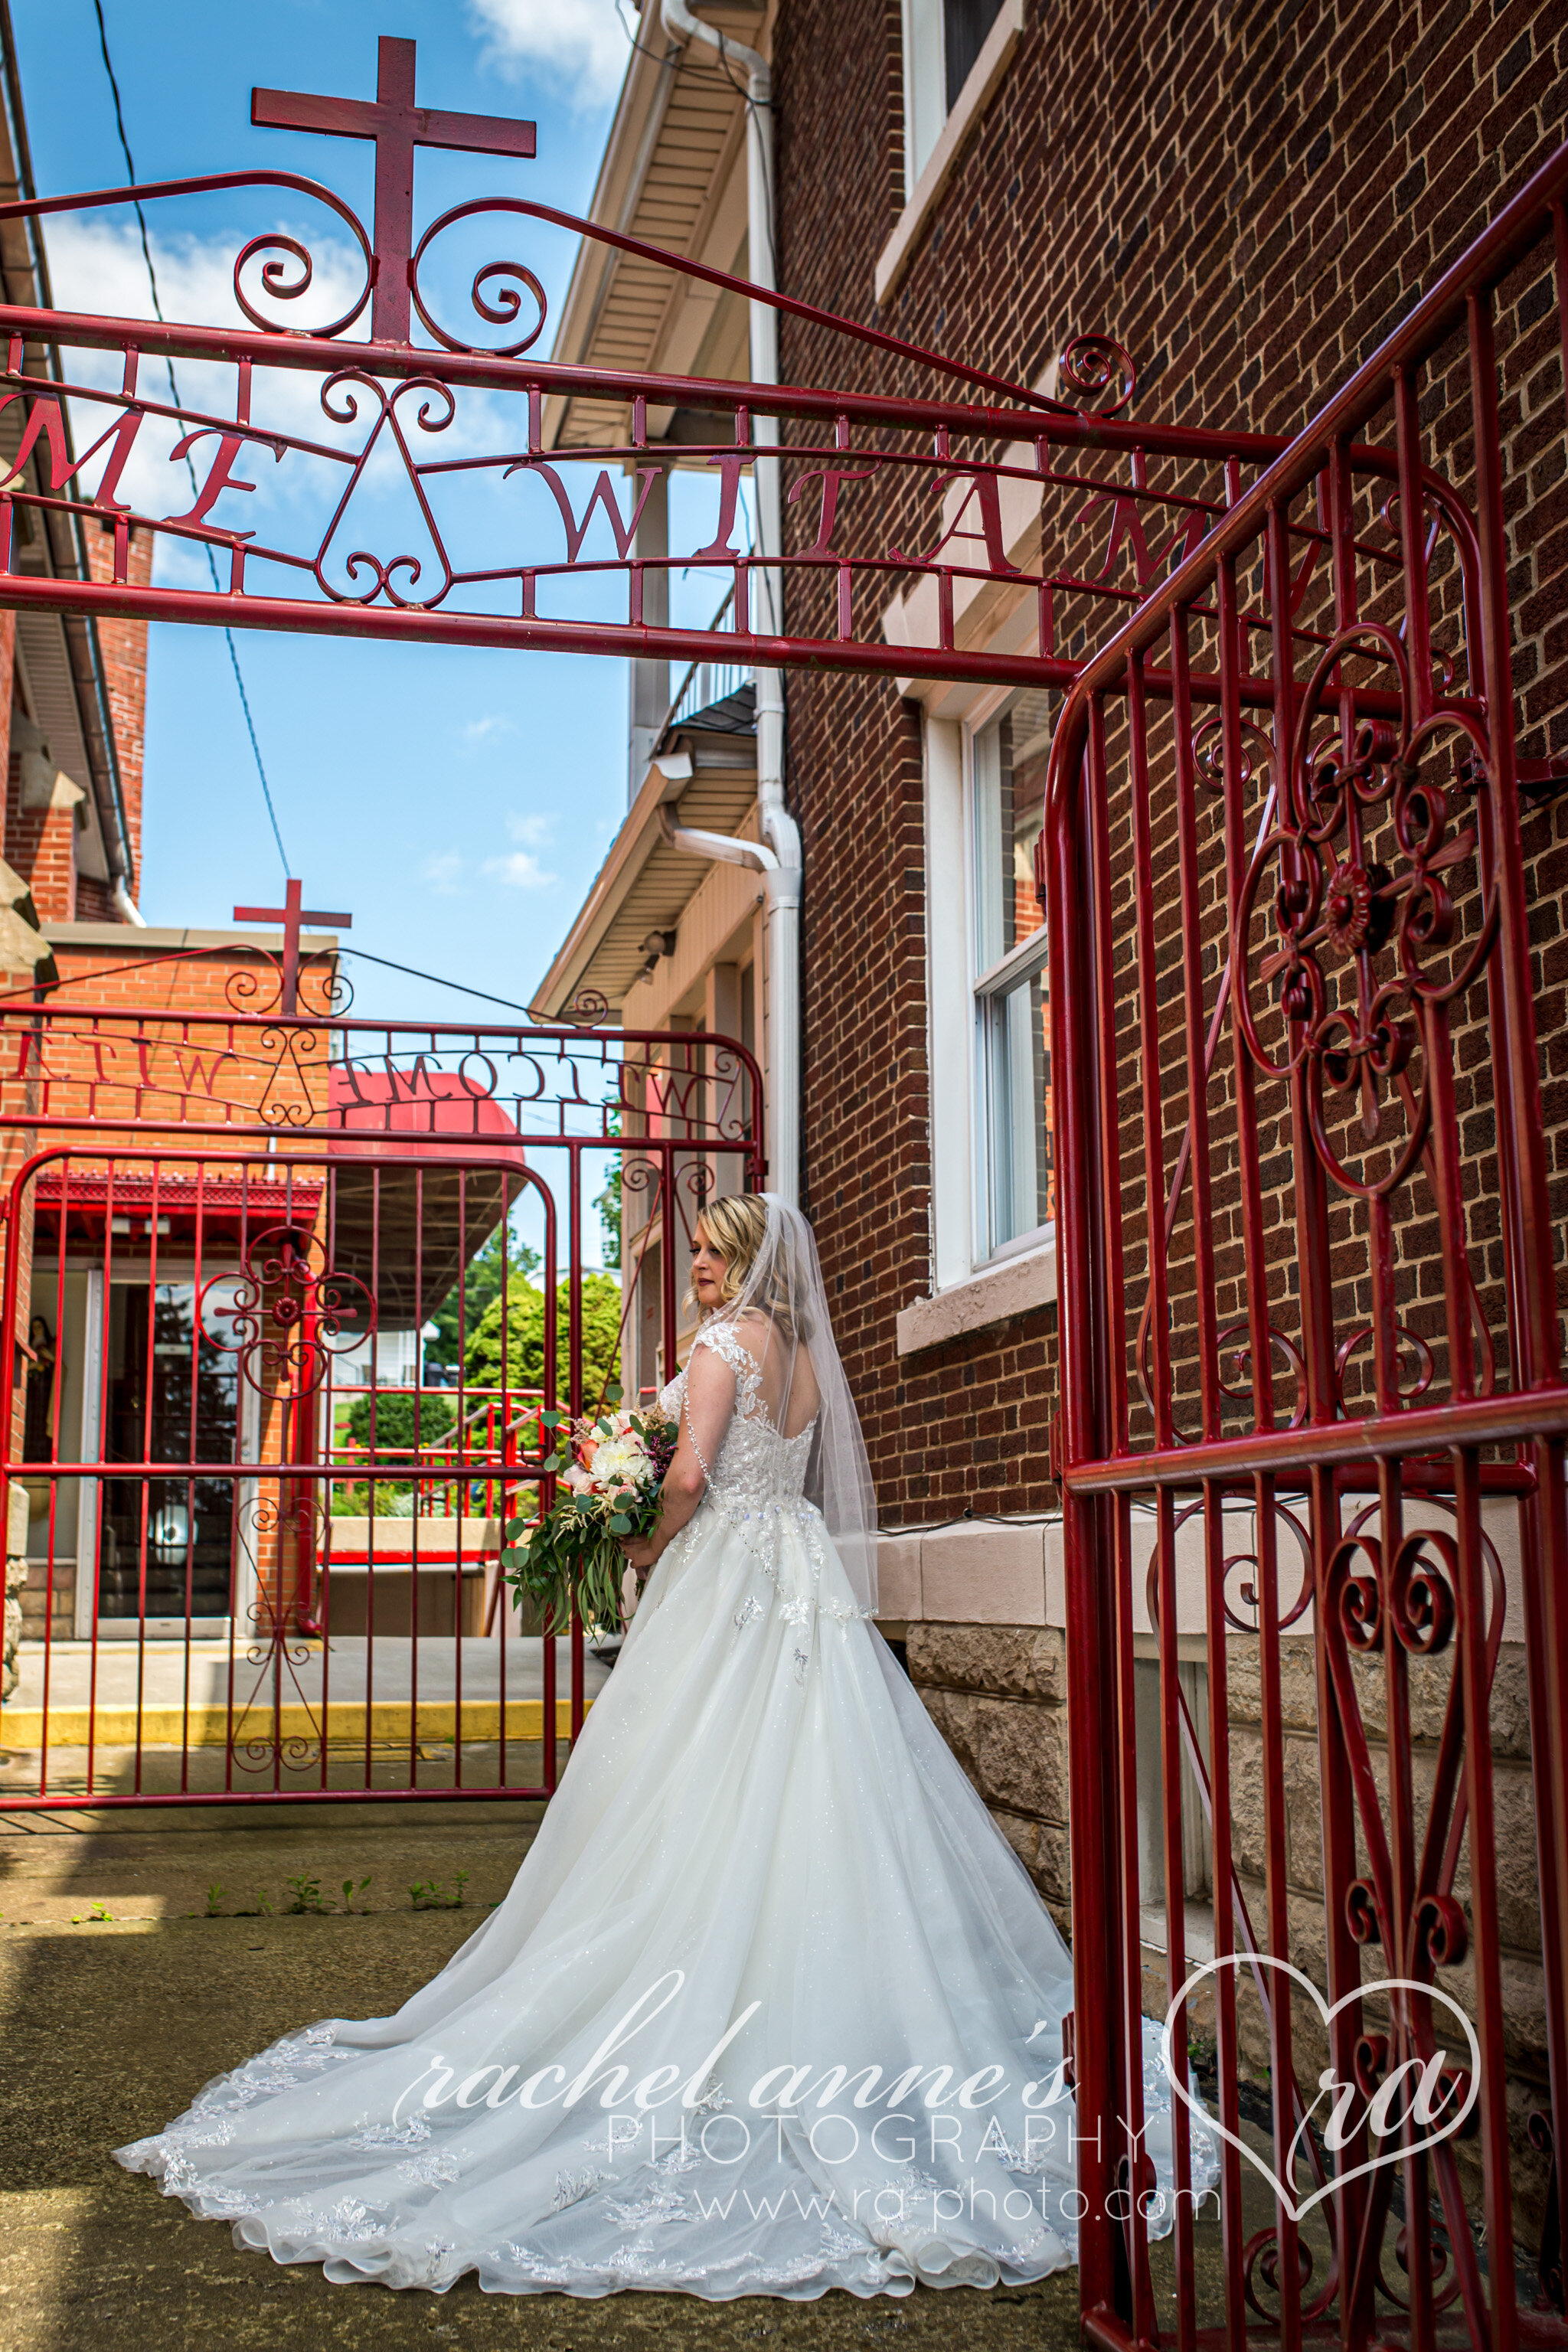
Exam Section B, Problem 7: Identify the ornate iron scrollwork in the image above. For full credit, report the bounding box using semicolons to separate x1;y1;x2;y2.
200;1224;374;1399
1236;627;1498;1202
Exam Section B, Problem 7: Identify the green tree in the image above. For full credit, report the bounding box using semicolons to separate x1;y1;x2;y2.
595;1157;622;1266
465;1272;623;1413
426;1214;541;1373
332;1390;459;1515
341;1391;456;1458
593;1106;623;1269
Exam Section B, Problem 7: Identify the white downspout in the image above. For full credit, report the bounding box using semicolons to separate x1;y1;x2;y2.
659;0;801;1205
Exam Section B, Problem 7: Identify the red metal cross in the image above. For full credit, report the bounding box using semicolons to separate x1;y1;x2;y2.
251;36;537;343
233;877;351;1018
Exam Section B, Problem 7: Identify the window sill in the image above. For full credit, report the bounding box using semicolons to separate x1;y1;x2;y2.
875;0;1026;308
895;1233;1057;1355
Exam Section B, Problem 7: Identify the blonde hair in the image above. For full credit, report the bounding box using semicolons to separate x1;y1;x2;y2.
686;1194;808;1341
685;1194;768;1315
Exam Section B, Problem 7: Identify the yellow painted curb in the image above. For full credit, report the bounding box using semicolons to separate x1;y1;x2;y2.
0;1699;590;1749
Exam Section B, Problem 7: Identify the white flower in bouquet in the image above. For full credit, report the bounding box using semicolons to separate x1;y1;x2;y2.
590;1432;652;1491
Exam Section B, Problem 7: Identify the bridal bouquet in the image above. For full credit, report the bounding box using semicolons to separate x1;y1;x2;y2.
501;1393;680;1636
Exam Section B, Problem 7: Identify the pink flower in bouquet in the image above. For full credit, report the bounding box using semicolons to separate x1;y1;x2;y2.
505;1399;681;1638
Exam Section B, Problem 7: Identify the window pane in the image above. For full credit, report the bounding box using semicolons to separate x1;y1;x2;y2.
982;967;1054;1248
903;0;948;188
972;695;1055;1259
972;714;1008;972
943;0;1005;111
1011;704;1047;949
975;707;1048;975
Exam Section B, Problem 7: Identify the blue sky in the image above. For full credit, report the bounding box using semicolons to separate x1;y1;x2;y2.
11;0;645;1021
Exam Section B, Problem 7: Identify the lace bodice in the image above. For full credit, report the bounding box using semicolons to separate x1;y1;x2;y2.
658;1317;816;1515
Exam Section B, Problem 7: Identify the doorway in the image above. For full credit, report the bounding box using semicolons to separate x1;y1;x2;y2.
98;1279;240;1625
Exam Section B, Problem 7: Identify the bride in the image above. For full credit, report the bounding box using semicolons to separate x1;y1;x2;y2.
118;1192;1198;2298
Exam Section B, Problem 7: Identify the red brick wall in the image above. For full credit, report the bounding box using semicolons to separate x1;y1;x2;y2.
773;0;1568;1524
0;942;339;1208
0;610;15;871
5;779;77;925
4;526;152;926
85;521;153;887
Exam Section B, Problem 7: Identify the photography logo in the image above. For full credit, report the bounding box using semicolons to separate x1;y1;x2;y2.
1161;1956;1481;2224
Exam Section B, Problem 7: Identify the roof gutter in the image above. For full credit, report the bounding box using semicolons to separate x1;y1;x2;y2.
658;0;800;1203
0;0;139;910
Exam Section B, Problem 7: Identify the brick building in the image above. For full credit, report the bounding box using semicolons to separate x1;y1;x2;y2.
538;0;1568;2248
0;12;358;1678
0;71;145;962
769;0;1568;2076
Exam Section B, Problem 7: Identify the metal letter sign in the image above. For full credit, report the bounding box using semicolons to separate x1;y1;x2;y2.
0;34;1339;699
5;33;1568;2348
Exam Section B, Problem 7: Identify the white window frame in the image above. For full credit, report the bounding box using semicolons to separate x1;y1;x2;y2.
923;714;973;1297
907;706;1056;1355
967;703;1052;1272
880;0;1025;305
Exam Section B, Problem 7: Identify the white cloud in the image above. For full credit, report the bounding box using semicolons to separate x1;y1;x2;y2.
483;848;557;889
38;216;368;553
483;817;558;887
423;851;466;894
505;810;554;847
463;714;516;743
33;215;516;583
469;0;630;106
43;212;367;345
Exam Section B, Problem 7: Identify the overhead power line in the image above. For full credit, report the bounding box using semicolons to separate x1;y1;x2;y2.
90;0;292;878
339;946;547;1020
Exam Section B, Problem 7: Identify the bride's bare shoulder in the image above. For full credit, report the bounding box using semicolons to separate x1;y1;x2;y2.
691;1309;779;1377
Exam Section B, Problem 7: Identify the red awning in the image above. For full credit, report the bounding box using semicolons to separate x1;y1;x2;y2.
325;1066;529;1171
32;1172;321;1217
324;1068;531;1327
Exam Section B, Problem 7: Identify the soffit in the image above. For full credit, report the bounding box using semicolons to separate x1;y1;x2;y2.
14;612;92;792
544;0;766;456
0;54;125;868
532;734;757;1016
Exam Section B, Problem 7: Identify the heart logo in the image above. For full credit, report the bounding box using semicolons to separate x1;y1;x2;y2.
1160;1955;1481;2224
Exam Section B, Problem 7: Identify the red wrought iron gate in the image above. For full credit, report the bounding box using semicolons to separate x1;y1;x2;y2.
0;30;1566;2347
1041;142;1568;2350
0;989;760;1808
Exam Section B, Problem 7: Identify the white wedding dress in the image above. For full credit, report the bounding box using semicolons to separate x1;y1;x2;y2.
117;1307;1204;2299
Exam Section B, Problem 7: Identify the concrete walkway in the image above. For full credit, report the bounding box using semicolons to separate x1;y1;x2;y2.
0;1799;1094;2350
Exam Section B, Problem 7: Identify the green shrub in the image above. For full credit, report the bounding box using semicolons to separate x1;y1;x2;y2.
464;1272;622;1413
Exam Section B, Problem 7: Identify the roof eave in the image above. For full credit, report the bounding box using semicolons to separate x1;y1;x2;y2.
531;757;691;1016
532;722;756;1017
542;10;681;449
